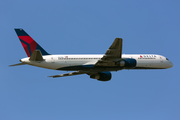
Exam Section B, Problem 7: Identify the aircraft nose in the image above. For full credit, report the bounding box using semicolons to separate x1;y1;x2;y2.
168;61;173;68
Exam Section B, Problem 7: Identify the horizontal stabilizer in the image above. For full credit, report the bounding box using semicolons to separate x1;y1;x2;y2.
29;50;44;61
9;63;26;67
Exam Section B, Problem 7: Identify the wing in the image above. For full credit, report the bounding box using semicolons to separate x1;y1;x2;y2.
48;71;87;78
95;38;123;66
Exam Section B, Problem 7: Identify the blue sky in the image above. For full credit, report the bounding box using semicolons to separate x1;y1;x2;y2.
0;0;180;120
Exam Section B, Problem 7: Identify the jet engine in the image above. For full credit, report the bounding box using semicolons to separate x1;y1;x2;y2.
117;58;137;68
90;72;112;81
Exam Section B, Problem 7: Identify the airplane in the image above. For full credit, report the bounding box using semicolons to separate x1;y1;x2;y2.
10;29;173;81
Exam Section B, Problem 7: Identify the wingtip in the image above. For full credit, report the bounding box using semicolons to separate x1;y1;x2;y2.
47;76;55;78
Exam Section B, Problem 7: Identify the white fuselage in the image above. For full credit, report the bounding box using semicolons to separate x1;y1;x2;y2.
20;54;173;71
13;29;173;80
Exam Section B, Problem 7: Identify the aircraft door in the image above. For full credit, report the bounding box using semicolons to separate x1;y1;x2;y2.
51;57;55;63
160;56;163;63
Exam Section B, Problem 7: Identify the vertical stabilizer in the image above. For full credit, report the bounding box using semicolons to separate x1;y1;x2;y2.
14;29;49;57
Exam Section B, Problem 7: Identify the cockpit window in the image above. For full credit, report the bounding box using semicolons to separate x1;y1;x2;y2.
166;58;169;61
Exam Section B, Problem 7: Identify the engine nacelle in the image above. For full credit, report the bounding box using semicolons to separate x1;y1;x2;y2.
117;58;137;68
90;72;112;81
119;60;125;66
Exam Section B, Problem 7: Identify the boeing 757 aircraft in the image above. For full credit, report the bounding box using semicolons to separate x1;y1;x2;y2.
10;29;173;81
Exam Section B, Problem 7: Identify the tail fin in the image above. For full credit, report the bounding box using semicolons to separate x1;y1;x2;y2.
14;29;49;57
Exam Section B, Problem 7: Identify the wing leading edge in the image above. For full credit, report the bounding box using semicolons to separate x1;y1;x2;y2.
48;71;86;78
95;38;123;66
48;71;112;81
